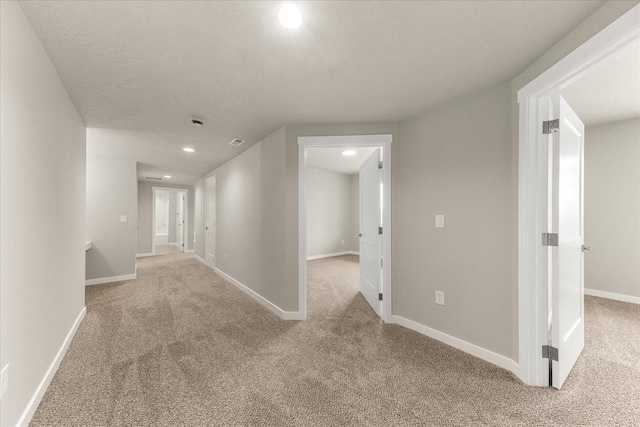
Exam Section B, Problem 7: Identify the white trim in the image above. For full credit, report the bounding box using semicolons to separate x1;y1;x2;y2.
214;267;303;320
585;288;640;305
517;5;640;387
17;307;86;427
85;273;136;286
194;254;207;265
298;134;393;323
136;252;154;258
392;315;519;377
306;251;359;260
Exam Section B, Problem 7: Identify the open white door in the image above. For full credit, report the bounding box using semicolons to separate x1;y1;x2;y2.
359;148;382;316
177;193;185;253
549;95;585;389
205;177;216;268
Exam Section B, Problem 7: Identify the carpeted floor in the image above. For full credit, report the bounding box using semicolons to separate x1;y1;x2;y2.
31;254;640;426
155;244;181;255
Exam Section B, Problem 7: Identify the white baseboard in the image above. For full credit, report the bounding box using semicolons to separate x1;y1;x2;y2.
585;288;640;304
194;254;207;265
392;315;519;377
85;273;136;286
136;253;154;258
17;306;86;427
213;267;302;320
307;251;359;261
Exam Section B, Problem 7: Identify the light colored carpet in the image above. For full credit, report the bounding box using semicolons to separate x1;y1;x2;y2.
30;254;640;426
155;244;181;255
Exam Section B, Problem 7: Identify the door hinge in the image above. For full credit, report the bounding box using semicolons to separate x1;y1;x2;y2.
378;227;383;235
378;161;383;169
543;119;559;134
542;233;558;247
379;293;383;301
542;345;559;361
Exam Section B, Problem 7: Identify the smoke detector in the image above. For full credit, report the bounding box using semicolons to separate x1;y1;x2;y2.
229;138;245;147
191;117;204;126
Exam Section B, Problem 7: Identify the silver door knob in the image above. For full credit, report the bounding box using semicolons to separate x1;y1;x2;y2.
358;233;362;237
206;227;208;230
582;245;591;252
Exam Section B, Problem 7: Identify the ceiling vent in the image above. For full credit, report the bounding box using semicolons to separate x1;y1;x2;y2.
145;176;162;181
229;138;245;147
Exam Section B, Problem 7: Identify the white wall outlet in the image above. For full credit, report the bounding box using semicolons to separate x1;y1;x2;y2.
224;253;228;262
1;364;9;399
120;215;128;223
435;291;445;306
341;239;345;245
435;215;445;228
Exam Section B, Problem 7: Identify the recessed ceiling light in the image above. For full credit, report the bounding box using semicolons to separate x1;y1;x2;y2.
342;150;356;156
191;117;204;126
182;147;195;153
278;3;302;29
164;175;172;178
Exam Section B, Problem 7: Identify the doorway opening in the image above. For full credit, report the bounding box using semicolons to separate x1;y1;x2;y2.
517;5;640;388
298;134;392;322
205;175;216;269
152;187;189;256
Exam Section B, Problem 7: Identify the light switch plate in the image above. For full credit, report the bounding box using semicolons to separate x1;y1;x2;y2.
120;215;128;223
435;291;445;306
435;215;445;228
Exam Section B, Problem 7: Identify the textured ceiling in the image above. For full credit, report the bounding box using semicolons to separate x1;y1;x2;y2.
19;1;606;184
307;147;377;175
561;38;640;127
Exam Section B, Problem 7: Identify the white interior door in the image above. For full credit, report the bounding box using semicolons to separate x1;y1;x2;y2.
177;193;185;253
359;148;382;316
550;95;585;389
205;177;216;268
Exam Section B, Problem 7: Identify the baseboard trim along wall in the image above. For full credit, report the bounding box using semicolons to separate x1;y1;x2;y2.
214;267;303;320
585;288;640;304
17;307;86;427
194;254;207;265
306;251;359;261
85;273;137;286
136;253;154;258
391;315;519;377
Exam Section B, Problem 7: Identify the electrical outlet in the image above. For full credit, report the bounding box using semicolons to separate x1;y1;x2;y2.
435;215;445;228
1;364;9;399
120;215;128;223
435;291;445;306
224;253;228;262
341;239;345;245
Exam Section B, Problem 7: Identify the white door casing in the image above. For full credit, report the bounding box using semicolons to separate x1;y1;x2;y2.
359;148;383;316
550;95;585;389
205;176;216;268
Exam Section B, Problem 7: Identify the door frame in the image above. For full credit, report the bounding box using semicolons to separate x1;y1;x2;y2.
152;187;189;255
204;175;216;269
517;5;640;386
298;134;393;322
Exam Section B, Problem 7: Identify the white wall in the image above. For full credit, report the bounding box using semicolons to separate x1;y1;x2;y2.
395;83;514;358
86;154;138;281
585;118;640;300
137;181;195;254
0;2;86;425
168;192;177;243
306;167;357;257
